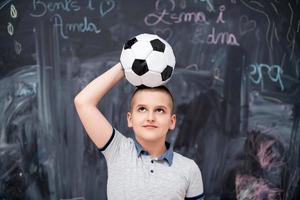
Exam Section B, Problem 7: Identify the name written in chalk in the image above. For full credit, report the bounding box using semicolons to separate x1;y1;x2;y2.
30;0;116;38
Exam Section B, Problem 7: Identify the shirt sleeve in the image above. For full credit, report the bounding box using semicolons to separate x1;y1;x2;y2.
98;128;130;164
185;160;204;200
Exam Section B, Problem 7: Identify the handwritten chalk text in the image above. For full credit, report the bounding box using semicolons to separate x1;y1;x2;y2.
144;9;208;26
30;0;80;17
191;26;239;46
51;14;101;39
249;64;284;91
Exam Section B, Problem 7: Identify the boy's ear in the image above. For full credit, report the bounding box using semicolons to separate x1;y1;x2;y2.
127;112;133;128
169;114;176;130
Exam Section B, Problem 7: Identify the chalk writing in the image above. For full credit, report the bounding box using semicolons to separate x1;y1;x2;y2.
153;28;173;40
185;64;199;71
30;0;81;17
191;26;239;46
257;140;284;170
29;0;117;38
193;0;215;12
208;27;239;45
249;64;284;91
216;5;225;23
146;1;240;46
239;15;256;35
240;0;273;49
10;4;17;18
155;0;175;11
30;0;116;18
0;0;11;10
162;0;214;11
213;67;220;79
7;22;14;36
100;0;115;17
145;0;211;26
270;2;279;15
190;25;207;44
51;14;101;39
86;0;95;10
144;9;208;26
236;174;282;199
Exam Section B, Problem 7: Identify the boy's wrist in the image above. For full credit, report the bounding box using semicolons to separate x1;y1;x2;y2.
118;62;124;71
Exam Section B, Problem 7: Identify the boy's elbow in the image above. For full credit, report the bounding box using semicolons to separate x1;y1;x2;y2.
74;95;85;107
74;95;97;108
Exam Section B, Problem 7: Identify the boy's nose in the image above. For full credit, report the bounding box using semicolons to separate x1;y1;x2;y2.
147;111;155;121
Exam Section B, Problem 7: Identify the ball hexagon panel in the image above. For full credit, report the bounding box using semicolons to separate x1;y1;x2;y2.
131;40;153;60
124;70;142;86
146;51;167;73
120;49;135;70
150;39;165;52
124;37;137;49
136;33;158;42
132;59;149;76
142;71;163;87
161;65;173;81
163;45;176;67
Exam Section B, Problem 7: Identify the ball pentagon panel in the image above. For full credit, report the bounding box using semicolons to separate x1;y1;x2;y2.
150;39;166;52
124;37;137;49
132;59;149;76
161;65;173;81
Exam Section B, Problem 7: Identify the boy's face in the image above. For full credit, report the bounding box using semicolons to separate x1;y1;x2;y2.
127;89;176;143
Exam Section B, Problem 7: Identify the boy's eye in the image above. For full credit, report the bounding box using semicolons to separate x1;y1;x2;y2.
137;107;146;112
156;108;165;113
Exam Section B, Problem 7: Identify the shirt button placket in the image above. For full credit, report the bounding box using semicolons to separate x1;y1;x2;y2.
150;159;154;174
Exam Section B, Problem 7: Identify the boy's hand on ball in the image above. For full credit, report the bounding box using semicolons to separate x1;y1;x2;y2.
118;62;125;71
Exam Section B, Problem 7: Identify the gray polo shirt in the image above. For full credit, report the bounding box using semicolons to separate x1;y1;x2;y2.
99;128;204;200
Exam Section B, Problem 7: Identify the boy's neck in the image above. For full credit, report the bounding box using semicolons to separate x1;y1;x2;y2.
136;138;167;158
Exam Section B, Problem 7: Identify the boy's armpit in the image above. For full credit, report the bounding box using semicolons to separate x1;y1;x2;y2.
98;128;131;164
98;128;116;152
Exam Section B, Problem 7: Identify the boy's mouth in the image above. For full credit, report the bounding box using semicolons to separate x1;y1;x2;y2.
143;124;158;128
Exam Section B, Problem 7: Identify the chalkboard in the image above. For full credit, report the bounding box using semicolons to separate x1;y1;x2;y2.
0;0;300;199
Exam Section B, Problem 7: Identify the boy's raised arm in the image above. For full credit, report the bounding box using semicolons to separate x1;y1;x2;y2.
74;62;124;148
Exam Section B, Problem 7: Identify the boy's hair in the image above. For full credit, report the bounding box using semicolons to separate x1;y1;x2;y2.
129;85;174;113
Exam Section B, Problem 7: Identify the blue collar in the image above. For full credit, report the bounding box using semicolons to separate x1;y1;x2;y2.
134;140;174;166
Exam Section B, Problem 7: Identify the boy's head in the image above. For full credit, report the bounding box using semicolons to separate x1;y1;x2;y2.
127;85;176;143
129;85;174;113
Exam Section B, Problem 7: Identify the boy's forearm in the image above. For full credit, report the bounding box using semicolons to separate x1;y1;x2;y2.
74;62;124;106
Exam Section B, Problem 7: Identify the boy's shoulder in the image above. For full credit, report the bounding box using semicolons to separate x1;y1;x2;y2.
171;151;202;181
172;151;198;168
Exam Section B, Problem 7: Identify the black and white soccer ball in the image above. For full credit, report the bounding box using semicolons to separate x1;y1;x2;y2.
120;33;176;87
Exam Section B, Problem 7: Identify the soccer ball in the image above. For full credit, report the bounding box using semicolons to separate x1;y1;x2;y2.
120;33;176;87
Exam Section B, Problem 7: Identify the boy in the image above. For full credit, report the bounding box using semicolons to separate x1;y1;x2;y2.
74;63;204;199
